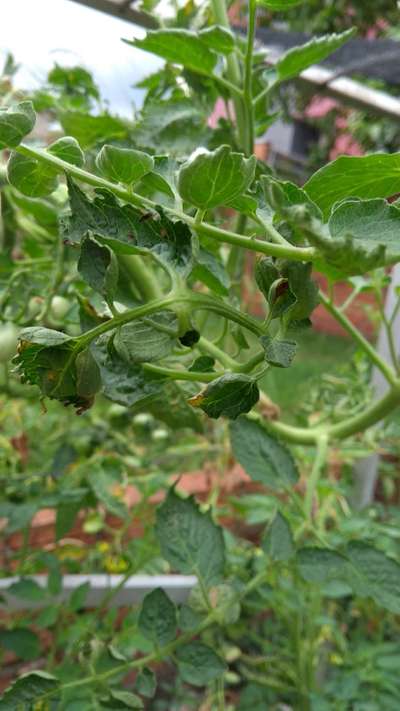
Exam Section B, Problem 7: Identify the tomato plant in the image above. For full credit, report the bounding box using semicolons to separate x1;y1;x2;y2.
2;1;400;709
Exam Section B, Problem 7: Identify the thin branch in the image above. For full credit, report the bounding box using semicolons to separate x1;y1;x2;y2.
319;290;397;386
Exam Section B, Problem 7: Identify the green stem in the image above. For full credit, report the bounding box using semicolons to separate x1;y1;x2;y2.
198;335;239;369
78;295;176;348
216;678;226;710
75;291;264;355
194;207;206;224
319;290;396;386
243;0;257;155
16;143;316;263
237;349;265;372
120;255;162;301
375;289;400;374
253;83;273;108
143;363;222;383
213;74;244;98
191;217;315;261
257;213;293;247
227;213;247;283
210;0;247;151
304;434;329;521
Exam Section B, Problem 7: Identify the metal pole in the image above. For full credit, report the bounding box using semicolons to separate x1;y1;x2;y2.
352;263;400;509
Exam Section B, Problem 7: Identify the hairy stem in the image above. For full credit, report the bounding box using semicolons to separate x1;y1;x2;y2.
243;0;257;155
198;335;239;370
17;143;316;263
210;0;247;151
143;363;222;383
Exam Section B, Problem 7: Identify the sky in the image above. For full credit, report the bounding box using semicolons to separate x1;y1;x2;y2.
0;0;163;115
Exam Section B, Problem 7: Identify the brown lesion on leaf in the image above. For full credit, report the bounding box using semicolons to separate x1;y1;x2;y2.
187;392;205;408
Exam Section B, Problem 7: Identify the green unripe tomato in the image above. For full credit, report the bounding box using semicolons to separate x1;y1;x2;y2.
27;296;44;319
133;413;153;426
109;404;128;418
151;427;169;441
0;322;19;362
50;295;70;320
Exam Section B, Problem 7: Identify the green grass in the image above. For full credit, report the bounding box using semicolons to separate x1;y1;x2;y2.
261;330;355;413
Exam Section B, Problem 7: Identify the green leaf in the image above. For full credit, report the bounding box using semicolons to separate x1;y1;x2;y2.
255;258;279;301
135;668;156;698
230;417;298;489
346;542;400;614
0;101;35;149
191;247;230;296
227;193;259;217
60;110;129;148
189;374;259;420
258;261;318;323
138;587;177;646
262;175;322;222
36;605;59;628
87;460;127;519
137;155;176;199
297;547;349;584
132;98;207;154
1;502;38;534
9;192;58;229
297;541;400;614
208;583;241;624
144;381;203;432
198;25;235;54
63;178;193;274
257;0;305;9
7;152;57;197
47;63;99;100
155;489;225;584
75;348;102;401
69;581;90;611
188;356;215;373
304;199;400;277
0;671;59;710
15;328;99;412
0;628;40;661
178;604;204;631
96;145;154;185
48;136;85;167
44;553;62;595
109;690;144;709
262;511;294;561
276;29;355;82
15;327;74;390
114;312;177;364
91;334;165;407
281;261;319;323
328;198;400;272
178;145;256;209
56;500;81;540
304;153;400;220
126;29;218;74
260;335;297;368
8;578;44;601
78;235;119;299
176;642;226;686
